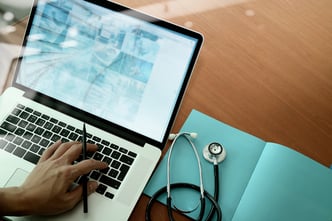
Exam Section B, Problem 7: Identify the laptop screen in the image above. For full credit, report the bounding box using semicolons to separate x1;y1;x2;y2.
14;0;202;145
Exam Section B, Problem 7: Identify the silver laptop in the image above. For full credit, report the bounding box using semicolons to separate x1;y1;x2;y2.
0;0;203;220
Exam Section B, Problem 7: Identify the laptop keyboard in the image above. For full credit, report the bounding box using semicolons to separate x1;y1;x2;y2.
0;104;137;200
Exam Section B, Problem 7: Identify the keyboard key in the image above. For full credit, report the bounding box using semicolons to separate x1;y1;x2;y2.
111;151;121;159
118;174;126;182
60;129;70;137
30;144;40;153
13;137;24;145
58;121;66;127
87;139;95;145
23;131;33;140
102;147;112;155
89;171;101;180
25;107;33;113
51;134;61;142
36;118;46;127
119;147;128;154
67;125;75;131
100;167;109;174
111;160;121;169
44;122;53;130
102;156;112;164
108;169;119;178
105;192;114;199
101;140;110;146
5;143;16;153
52;125;61;133
33;110;42;117
0;128;7;136
75;128;82;134
27;115;37;123
97;144;104;152
1;122;16;133
19;111;29;119
14;128;25;136
39;139;50;147
38;147;46;155
99;175;121;189
68;132;79;140
41;114;50;120
118;165;130;181
34;127;44;135
0;139;8;149
110;143;119;150
119;164;129;174
42;131;52;139
120;155;134;165
6;115;20;124
18;120;29;128
96;184;107;195
128;151;137;158
87;151;94;158
22;140;32;149
23;151;40;164
11;108;22;116
26;123;37;132
5;134;15;142
50;118;58;124
93;152;103;161
13;147;26;158
31;135;42;144
17;104;25;109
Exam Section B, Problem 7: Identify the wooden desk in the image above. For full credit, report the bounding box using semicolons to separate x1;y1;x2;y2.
1;0;331;220
122;0;332;220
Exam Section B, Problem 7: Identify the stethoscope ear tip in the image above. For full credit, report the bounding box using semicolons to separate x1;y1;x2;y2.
190;132;198;139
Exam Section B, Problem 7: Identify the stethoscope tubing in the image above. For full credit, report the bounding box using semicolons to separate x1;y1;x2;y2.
167;133;205;198
145;132;223;221
145;182;222;221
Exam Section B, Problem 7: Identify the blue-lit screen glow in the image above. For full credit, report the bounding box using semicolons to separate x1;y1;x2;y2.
16;0;198;142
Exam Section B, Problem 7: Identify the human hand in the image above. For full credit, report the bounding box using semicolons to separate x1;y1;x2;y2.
18;140;108;215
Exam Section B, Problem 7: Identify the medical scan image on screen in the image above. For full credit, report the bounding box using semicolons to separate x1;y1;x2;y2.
16;0;198;142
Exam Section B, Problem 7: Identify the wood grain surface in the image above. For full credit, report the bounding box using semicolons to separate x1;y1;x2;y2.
1;0;331;220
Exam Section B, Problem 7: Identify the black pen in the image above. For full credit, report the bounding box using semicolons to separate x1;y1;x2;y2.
82;123;88;213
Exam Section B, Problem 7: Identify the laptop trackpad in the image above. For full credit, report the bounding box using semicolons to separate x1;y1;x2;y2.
117;156;153;205
5;168;29;187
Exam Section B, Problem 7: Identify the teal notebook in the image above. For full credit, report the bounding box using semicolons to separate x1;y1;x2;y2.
143;109;332;221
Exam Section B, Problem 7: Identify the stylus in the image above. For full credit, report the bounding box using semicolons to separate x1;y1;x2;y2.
82;123;88;213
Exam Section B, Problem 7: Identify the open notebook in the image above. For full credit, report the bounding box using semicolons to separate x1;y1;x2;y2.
144;109;332;221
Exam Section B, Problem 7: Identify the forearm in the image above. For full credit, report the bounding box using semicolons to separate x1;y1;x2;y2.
0;187;30;216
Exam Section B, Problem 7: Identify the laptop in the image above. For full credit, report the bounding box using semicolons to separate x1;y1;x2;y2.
0;0;203;220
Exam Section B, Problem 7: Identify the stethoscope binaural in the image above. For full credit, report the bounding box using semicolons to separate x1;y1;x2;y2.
145;132;226;221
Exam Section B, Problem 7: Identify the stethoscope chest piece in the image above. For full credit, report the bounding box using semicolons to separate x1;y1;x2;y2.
203;142;226;164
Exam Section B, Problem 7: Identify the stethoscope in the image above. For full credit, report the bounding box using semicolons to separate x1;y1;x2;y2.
145;132;226;221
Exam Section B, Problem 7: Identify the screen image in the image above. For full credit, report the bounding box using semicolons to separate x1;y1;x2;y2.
16;0;199;142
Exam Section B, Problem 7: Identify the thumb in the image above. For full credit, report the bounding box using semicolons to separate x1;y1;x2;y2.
67;181;99;209
87;181;99;195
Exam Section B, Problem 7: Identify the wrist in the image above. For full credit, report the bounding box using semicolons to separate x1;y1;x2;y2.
0;187;31;216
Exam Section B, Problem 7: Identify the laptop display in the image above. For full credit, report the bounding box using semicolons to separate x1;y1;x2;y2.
14;0;202;146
